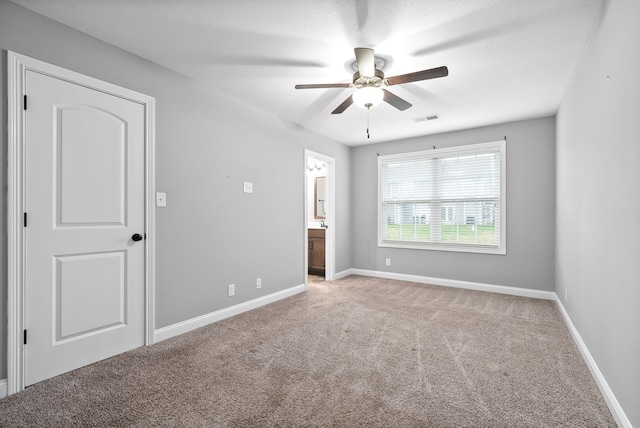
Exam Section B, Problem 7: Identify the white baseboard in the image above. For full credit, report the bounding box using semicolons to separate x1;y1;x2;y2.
555;297;632;428
343;268;556;300
0;378;7;399
154;284;306;343
334;269;353;280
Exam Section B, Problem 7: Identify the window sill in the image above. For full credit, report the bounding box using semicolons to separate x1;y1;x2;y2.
378;241;506;255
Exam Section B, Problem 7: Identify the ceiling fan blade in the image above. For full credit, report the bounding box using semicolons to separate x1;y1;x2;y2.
331;95;354;114
386;66;449;86
382;89;412;111
354;47;375;77
295;83;351;89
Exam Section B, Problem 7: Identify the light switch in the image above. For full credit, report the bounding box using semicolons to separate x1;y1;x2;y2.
243;181;253;194
156;192;167;207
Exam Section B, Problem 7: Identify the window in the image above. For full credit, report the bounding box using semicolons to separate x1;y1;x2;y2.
378;140;506;254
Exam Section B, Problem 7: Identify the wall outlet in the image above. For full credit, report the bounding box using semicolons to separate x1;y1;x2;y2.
385;258;391;266
243;181;253;193
228;284;235;297
256;278;262;289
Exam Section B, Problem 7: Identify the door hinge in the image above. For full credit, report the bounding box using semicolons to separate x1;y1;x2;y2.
23;329;27;345
23;212;27;227
23;95;27;111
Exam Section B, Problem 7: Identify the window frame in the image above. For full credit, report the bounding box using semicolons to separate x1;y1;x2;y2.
377;140;507;255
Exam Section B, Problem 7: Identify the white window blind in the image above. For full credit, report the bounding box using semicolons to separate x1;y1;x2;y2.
378;140;506;254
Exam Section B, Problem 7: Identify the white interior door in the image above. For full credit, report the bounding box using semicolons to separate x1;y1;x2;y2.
24;69;146;386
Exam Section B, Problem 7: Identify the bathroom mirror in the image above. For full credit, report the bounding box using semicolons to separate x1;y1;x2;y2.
314;176;326;219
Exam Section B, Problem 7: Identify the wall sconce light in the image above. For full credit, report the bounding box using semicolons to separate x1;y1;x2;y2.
308;162;326;172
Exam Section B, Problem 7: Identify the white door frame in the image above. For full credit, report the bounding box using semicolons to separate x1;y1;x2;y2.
6;51;156;394
304;150;336;285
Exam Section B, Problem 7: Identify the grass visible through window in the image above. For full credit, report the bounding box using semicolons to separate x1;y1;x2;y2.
385;224;496;245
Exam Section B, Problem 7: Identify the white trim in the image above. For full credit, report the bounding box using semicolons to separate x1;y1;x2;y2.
144;94;157;346
6;51;156;395
154;284;306;343
303;151;308;289
554;298;632;428
334;269;354;280
7;49;25;398
0;379;7;399
344;269;556;300
377;241;507;255
304;150;336;282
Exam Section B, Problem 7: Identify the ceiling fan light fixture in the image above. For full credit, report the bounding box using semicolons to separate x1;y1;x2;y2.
353;87;384;109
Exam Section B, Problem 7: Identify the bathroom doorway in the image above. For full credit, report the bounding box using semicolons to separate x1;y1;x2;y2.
304;150;335;286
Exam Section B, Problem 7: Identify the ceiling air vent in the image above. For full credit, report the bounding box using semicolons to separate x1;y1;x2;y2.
413;114;440;123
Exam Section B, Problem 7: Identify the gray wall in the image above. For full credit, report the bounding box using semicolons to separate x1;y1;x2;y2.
0;0;351;379
556;0;640;425
351;117;556;291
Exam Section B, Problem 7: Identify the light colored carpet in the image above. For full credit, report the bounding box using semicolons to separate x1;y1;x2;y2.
0;275;616;427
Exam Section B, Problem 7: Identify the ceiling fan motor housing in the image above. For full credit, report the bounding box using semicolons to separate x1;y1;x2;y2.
352;69;386;88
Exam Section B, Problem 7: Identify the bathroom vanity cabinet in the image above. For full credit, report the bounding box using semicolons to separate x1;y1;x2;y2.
308;228;325;276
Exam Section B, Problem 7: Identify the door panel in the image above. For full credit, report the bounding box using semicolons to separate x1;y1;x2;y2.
55;251;126;342
56;106;126;226
24;70;145;386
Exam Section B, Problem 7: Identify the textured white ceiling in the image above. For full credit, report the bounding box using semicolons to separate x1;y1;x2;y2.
10;0;604;146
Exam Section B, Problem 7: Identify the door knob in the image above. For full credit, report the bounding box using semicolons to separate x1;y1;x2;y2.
132;233;144;242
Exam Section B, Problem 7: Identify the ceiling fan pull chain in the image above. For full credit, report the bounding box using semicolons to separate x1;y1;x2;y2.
366;107;371;139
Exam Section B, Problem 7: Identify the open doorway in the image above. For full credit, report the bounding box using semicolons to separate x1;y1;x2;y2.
304;150;335;287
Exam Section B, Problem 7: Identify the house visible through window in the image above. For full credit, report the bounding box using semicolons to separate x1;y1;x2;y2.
378;140;506;254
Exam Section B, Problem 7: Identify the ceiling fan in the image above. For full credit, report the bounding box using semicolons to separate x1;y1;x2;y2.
295;47;448;115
